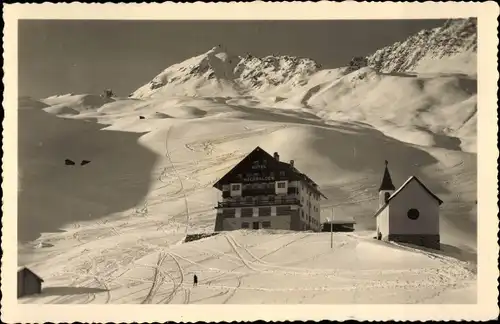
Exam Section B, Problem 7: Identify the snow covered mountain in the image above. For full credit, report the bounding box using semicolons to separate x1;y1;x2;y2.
366;18;477;75
126;19;476;153
16;19;478;305
131;18;476;100
130;45;321;99
131;46;240;98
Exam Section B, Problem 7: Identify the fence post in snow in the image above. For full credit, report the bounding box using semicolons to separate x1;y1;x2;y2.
327;207;334;249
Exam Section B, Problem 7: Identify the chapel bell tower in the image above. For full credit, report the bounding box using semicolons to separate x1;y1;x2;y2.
379;160;396;208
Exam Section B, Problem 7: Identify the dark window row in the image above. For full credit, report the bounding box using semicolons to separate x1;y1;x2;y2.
241;221;271;229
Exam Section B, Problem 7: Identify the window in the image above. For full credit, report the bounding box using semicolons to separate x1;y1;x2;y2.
277;181;286;189
262;221;271;228
259;207;271;217
384;192;390;203
231;184;241;191
407;208;420;220
241;208;253;217
276;206;291;216
241;222;249;229
280;171;286;177
222;209;236;218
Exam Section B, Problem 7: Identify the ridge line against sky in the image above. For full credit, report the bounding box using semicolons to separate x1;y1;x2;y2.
19;19;448;99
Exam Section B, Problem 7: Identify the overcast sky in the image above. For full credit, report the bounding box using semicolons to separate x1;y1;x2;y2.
19;19;446;99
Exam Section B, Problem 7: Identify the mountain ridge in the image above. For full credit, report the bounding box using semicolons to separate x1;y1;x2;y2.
129;18;476;99
366;18;477;75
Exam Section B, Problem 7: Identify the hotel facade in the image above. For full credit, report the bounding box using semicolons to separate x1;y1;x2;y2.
213;147;326;232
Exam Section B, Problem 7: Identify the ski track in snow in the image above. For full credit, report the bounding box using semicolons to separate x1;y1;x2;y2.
141;252;168;304
164;125;191;236
28;229;475;304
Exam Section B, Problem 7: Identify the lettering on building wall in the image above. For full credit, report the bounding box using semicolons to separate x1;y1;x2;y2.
251;160;267;170
243;176;275;182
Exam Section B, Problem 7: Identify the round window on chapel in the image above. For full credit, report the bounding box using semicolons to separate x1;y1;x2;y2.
407;208;420;220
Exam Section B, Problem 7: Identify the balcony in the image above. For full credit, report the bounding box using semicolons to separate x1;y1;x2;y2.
243;188;276;196
216;197;301;209
221;187;298;198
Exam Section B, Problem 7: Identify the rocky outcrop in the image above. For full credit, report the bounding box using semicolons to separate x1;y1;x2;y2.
366;18;477;73
346;56;369;73
235;54;321;89
184;233;220;243
65;159;75;166
102;89;114;98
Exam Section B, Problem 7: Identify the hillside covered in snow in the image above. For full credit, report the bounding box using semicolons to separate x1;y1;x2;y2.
130;45;322;99
17;18;477;304
366;18;477;75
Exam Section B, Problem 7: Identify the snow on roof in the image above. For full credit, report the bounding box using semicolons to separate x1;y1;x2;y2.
214;146;328;199
373;176;443;218
18;266;44;282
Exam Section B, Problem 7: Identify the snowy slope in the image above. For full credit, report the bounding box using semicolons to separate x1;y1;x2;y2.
17;19;477;304
18;95;477;304
19;230;476;304
279;66;477;153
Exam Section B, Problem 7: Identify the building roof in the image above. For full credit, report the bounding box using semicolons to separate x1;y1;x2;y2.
213;146;328;199
18;266;44;282
379;160;396;191
373;176;444;218
277;160;328;199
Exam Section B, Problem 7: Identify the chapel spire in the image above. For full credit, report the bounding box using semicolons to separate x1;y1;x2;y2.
379;160;396;191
